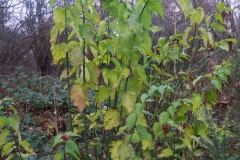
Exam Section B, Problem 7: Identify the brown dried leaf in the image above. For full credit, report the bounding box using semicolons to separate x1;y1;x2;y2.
70;84;88;112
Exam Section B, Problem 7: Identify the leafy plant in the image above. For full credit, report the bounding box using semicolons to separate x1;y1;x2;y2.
49;0;237;159
0;98;36;159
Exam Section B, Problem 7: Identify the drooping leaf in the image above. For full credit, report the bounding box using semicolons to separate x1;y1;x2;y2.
21;141;36;155
70;84;89;112
66;139;80;157
2;141;15;156
86;62;100;86
52;133;63;147
0;129;9;146
104;109;120;130
181;138;192;151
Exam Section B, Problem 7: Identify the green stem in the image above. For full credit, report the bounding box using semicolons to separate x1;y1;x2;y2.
81;1;89;159
83;109;90;159
64;0;73;132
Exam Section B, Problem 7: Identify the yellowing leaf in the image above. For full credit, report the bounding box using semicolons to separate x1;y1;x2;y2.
110;141;123;160
120;90;137;113
104;109;120;130
69;47;84;66
142;140;151;151
192;93;203;109
70;84;89;112
2;141;15;156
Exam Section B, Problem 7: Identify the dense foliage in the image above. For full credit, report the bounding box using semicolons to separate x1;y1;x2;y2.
0;0;240;159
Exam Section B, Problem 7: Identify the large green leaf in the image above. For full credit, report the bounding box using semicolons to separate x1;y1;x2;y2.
141;10;151;29
95;86;111;105
79;23;94;40
136;125;152;142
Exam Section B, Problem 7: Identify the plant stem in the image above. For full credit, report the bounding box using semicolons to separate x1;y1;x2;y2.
64;0;73;132
63;142;67;160
81;0;90;158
